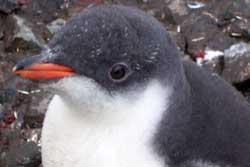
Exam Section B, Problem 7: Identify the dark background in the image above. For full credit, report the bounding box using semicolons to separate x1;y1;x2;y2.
1;0;250;166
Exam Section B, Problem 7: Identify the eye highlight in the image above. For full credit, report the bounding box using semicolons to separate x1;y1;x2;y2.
109;63;130;82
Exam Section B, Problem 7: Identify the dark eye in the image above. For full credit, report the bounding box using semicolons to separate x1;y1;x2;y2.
109;63;130;82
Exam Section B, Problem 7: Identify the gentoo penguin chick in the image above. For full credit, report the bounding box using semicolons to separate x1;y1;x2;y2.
13;5;250;167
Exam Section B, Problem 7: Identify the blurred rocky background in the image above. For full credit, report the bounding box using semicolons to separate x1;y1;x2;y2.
1;0;250;166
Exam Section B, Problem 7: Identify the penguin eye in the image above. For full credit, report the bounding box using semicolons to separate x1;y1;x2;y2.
109;63;130;82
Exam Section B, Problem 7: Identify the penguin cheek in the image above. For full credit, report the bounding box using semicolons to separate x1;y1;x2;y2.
49;76;118;113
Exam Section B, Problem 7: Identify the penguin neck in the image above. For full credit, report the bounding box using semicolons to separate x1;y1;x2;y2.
163;61;192;119
153;62;192;162
43;80;169;166
47;79;171;128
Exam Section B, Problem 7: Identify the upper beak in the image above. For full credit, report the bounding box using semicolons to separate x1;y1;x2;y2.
12;54;76;80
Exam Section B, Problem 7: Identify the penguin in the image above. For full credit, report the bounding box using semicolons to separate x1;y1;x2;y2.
12;5;250;167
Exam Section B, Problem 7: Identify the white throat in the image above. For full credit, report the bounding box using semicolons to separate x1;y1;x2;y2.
42;78;171;167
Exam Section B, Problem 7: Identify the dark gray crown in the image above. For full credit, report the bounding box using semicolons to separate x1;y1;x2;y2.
45;5;182;92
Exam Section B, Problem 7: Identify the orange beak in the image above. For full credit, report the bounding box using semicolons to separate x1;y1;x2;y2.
13;63;76;80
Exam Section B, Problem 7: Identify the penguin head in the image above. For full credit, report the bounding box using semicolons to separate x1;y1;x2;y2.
13;5;181;112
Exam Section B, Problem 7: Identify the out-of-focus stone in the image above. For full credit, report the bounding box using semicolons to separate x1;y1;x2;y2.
47;18;66;35
181;13;236;55
222;0;250;18
0;89;16;104
13;16;41;45
225;17;250;40
168;0;188;16
210;0;250;18
169;30;186;52
167;0;190;24
13;15;43;48
222;43;250;83
23;113;44;129
0;16;3;39
6;139;41;167
202;43;250;83
106;0;139;6
18;0;66;23
214;0;250;42
0;105;3;117
187;1;206;10
2;15;16;49
147;5;177;26
0;0;19;14
4;15;44;52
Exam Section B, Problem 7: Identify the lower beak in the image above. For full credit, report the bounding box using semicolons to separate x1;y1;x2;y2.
13;63;76;80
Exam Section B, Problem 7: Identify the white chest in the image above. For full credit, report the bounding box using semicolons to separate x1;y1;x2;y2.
41;81;169;167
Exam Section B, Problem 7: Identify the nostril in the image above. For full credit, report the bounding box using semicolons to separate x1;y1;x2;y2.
12;63;25;72
13;57;39;72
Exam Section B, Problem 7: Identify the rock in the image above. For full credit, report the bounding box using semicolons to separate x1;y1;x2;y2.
208;0;250;18
18;0;66;23
202;43;250;83
0;0;19;14
147;5;177;26
222;43;250;83
187;1;206;10
222;0;250;18
0;82;47;166
2;15;16;50
47;18;66;35
206;32;236;51
3;15;44;52
5;137;41;167
0;89;16;104
0;21;3;39
23;113;44;129
169;30;186;52
0;105;4;118
13;15;43;49
106;0;139;6
225;16;250;40
214;0;250;41
18;0;30;6
0;63;5;83
168;0;188;16
181;13;236;55
179;0;250;56
13;16;40;45
166;0;190;24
